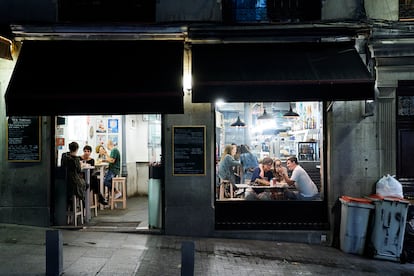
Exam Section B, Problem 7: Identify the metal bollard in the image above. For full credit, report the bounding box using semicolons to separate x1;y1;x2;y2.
46;230;63;276
181;240;195;276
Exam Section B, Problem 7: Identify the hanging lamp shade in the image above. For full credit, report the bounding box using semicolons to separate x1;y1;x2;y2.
230;116;246;127
283;104;300;118
258;108;273;120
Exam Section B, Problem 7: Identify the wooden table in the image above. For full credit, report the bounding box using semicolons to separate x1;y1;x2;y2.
94;162;109;209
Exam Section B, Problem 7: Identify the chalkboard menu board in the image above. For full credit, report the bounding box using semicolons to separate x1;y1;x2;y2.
7;116;41;162
173;126;206;176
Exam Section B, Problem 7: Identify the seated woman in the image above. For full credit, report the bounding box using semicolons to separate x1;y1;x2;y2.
80;145;108;205
218;144;241;198
273;158;288;183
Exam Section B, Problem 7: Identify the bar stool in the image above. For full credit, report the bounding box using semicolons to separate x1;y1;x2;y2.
89;190;98;217
219;180;233;200
111;177;127;210
66;195;84;227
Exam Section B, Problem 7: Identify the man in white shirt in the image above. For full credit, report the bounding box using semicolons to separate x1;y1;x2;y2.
277;156;320;200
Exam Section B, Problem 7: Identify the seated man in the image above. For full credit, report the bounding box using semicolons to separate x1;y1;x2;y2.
277;156;320;200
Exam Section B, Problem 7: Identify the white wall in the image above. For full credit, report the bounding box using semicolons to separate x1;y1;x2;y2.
125;114;149;163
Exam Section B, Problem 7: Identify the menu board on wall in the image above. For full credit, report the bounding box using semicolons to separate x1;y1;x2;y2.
173;126;206;176
7;116;41;162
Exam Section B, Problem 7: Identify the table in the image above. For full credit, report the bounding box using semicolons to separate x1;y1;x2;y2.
235;183;292;200
94;162;109;209
81;165;94;222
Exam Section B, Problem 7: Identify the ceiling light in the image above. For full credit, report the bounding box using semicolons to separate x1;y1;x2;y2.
258;108;273;120
283;104;299;118
230;116;246;127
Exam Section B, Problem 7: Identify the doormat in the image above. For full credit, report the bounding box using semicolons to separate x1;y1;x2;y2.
82;221;142;233
93;221;141;227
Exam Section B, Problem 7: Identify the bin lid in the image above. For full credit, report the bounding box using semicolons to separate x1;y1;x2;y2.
366;194;410;203
341;195;373;204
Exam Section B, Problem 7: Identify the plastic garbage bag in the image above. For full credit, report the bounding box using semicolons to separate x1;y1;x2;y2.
376;174;403;198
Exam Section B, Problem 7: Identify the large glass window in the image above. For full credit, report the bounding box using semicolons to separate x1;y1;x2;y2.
215;101;323;201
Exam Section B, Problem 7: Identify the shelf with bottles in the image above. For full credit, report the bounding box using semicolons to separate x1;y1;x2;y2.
298;142;318;161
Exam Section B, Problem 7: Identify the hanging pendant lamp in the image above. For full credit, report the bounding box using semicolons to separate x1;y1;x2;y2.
230;116;246;127
283;104;300;118
258;108;273;120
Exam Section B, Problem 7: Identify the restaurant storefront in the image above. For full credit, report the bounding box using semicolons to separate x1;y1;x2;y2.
3;35;185;227
191;41;375;230
2;25;375;240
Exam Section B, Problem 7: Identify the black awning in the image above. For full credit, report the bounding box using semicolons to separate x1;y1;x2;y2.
192;42;374;103
5;40;184;116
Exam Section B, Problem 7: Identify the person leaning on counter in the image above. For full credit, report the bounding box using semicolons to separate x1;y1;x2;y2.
276;156;320;200
244;157;274;200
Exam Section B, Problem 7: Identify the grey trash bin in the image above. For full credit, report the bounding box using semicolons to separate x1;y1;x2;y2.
366;195;409;262
339;196;374;255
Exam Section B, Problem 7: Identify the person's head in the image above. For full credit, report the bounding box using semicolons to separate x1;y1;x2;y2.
69;142;79;154
221;144;236;160
274;158;283;168
286;156;298;171
107;140;114;149
96;144;104;154
231;143;237;154
83;145;92;157
261;157;273;172
240;144;250;154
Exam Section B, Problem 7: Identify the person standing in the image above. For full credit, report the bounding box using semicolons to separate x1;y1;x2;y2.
61;142;86;204
239;144;259;183
102;140;122;199
278;156;319;200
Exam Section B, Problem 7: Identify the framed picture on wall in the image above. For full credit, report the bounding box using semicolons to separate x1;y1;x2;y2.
108;119;118;133
96;119;107;133
96;134;107;146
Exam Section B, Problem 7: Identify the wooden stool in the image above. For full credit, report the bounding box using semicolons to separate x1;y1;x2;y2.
111;177;127;210
67;195;84;227
89;190;98;217
219;180;233;200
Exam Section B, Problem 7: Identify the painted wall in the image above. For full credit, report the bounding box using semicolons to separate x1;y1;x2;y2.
163;94;216;236
1;49;53;227
365;0;399;21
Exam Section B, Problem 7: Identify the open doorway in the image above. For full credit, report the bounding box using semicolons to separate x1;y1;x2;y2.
54;114;162;232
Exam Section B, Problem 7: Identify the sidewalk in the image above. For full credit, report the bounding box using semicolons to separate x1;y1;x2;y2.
0;223;413;276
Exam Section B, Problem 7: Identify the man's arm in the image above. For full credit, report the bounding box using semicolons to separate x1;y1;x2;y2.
281;172;295;186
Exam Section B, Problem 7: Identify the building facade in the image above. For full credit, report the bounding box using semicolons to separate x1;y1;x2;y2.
0;0;413;244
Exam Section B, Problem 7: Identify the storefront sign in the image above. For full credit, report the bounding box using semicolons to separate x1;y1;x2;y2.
173;126;206;176
7;116;41;162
